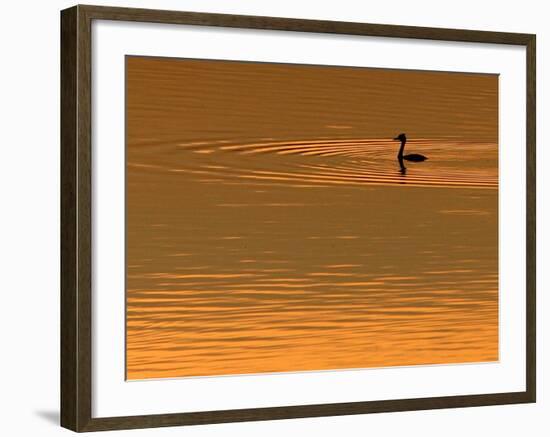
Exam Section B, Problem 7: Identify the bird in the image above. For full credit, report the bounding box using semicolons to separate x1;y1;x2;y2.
393;133;428;163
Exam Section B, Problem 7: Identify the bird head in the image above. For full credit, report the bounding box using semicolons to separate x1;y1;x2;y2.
393;133;407;142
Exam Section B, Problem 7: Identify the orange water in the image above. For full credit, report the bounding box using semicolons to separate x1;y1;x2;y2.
126;57;498;380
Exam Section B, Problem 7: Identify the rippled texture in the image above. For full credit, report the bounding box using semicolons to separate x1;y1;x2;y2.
126;57;498;380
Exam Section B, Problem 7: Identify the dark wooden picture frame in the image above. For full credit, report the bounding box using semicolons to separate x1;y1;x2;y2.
61;4;536;432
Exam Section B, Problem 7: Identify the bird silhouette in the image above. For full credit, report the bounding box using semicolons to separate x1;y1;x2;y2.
393;133;428;172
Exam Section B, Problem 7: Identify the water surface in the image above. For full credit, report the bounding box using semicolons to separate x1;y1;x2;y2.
126;57;498;380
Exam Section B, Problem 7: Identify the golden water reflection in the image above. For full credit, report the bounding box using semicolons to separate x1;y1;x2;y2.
127;169;498;379
126;57;498;380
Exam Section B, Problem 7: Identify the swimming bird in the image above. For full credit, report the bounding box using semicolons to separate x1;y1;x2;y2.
393;133;428;163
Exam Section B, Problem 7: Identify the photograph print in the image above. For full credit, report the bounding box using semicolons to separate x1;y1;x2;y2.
125;56;498;380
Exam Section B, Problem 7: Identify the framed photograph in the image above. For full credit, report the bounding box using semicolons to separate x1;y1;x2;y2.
60;5;536;432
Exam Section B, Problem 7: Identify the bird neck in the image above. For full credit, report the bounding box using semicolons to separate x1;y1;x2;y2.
397;139;406;158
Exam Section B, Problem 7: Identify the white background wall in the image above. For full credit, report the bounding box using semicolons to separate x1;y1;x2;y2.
0;0;546;435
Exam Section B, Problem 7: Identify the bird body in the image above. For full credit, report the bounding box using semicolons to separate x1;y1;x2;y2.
403;153;428;162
